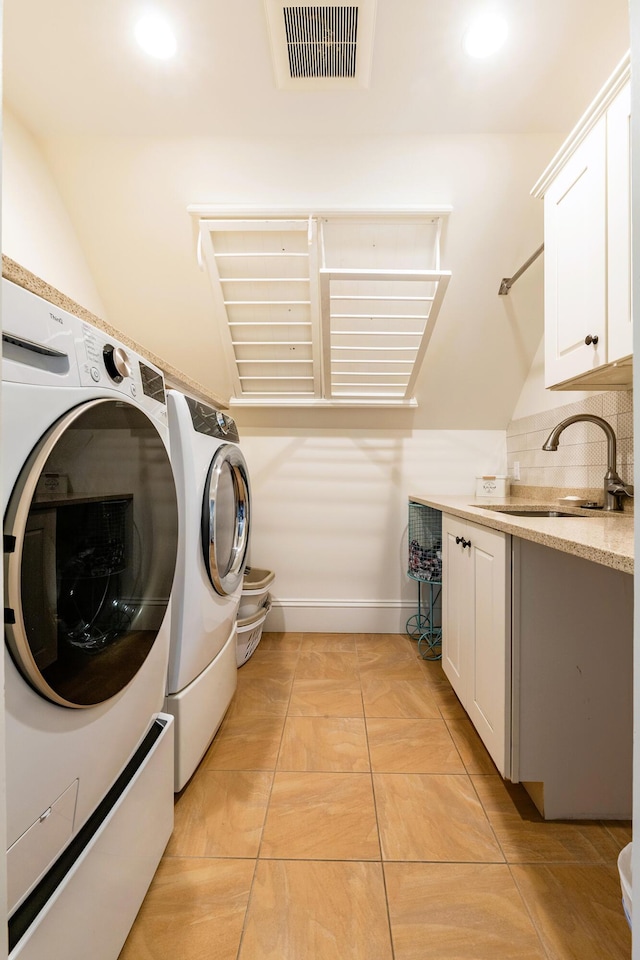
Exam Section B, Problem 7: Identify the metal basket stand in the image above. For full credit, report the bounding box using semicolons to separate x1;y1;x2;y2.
406;502;442;661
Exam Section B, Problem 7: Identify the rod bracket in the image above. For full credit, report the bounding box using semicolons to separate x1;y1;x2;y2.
498;244;544;296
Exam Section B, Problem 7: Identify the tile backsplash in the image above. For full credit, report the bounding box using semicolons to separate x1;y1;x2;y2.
507;391;633;494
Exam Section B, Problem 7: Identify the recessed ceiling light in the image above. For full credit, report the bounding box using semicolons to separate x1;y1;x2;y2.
463;12;508;59
134;13;177;59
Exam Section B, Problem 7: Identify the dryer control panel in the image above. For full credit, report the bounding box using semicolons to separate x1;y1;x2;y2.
185;395;239;442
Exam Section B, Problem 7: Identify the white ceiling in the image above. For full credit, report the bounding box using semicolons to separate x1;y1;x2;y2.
4;0;630;138
1;1;631;427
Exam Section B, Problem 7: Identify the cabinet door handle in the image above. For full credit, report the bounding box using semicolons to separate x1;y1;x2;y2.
584;334;599;346
462;538;472;549
455;536;463;545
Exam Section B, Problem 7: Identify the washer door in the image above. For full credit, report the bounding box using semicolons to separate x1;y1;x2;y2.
4;398;178;708
202;443;251;596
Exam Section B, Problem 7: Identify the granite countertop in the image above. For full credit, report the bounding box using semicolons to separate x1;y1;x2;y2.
2;256;229;411
409;493;634;575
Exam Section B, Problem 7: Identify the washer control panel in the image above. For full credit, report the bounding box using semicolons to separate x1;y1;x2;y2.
76;323;167;424
102;344;132;383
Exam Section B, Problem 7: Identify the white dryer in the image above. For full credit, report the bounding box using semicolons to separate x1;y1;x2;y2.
2;280;179;960
165;390;250;791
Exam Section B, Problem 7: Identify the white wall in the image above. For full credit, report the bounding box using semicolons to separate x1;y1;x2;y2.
2;108;105;316
243;427;506;631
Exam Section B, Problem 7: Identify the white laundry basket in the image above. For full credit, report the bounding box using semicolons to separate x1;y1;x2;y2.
236;596;272;667
618;841;632;928
239;568;275;618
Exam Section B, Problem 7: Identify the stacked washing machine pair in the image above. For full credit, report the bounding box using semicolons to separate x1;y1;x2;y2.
2;280;251;960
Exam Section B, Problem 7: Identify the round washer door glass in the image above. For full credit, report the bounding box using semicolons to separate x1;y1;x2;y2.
202;443;250;596
4;398;179;708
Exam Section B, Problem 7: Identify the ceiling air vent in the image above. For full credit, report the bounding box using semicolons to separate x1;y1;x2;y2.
264;0;376;89
284;6;358;79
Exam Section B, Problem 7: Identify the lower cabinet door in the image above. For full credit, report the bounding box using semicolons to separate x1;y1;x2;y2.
441;516;469;705
442;514;511;777
466;522;511;777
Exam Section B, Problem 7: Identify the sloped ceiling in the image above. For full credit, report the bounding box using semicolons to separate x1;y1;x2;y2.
2;0;630;428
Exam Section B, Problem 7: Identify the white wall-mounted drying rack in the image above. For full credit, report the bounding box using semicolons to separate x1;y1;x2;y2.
189;206;452;408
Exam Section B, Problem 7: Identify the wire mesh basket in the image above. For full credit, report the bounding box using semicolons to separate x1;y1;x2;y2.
407;502;442;583
406;501;442;660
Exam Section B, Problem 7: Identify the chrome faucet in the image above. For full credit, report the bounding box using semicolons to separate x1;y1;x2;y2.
542;414;633;512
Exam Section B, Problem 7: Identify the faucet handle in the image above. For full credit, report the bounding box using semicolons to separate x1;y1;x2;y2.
606;478;634;499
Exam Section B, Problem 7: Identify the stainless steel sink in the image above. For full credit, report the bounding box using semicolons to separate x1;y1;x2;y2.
494;509;592;518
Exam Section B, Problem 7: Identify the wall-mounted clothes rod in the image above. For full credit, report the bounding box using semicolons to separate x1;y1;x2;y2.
498;244;544;295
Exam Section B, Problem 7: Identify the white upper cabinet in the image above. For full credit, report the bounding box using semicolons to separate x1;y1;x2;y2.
532;55;631;390
543;117;607;384
607;81;632;364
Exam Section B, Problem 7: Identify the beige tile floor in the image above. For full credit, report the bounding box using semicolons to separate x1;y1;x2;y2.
119;632;632;960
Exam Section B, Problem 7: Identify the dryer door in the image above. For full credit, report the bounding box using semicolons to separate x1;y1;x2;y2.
202;443;251;596
4;398;178;708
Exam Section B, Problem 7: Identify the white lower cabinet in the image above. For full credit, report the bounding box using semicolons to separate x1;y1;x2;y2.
441;514;511;777
441;510;632;819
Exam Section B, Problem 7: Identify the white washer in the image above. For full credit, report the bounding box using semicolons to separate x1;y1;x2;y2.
165;390;250;791
2;280;179;959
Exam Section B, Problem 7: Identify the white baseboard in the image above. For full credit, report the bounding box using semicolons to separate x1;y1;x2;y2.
264;599;421;634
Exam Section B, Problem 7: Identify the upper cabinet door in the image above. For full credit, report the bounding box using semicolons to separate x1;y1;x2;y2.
532;55;631;391
543;117;607;387
607;81;632;363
